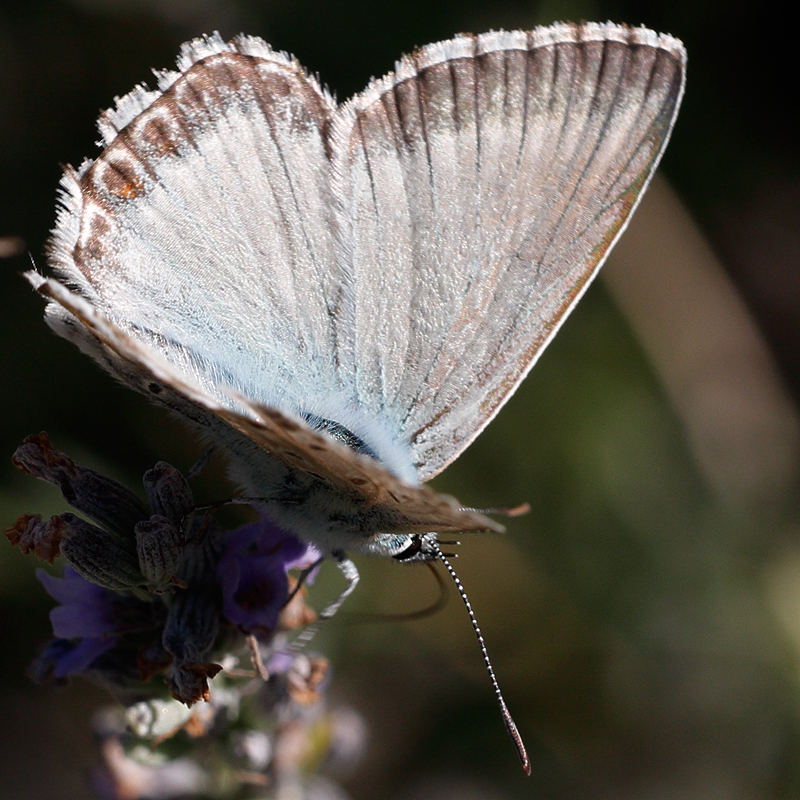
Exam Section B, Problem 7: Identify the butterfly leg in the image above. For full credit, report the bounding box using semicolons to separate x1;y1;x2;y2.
246;633;270;680
291;551;359;650
321;552;360;620
283;554;325;607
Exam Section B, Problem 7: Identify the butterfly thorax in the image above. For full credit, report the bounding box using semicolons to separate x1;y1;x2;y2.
217;412;436;560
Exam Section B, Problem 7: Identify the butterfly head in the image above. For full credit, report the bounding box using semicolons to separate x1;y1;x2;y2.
390;532;441;563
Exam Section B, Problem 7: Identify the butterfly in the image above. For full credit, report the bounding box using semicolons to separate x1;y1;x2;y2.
27;22;685;771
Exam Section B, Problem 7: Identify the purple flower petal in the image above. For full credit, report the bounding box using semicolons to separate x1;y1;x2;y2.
37;567;117;639
35;567;119;677
266;651;294;674
51;636;118;678
286;543;323;581
218;516;310;634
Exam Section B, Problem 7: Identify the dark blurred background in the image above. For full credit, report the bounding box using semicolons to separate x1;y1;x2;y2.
2;1;800;798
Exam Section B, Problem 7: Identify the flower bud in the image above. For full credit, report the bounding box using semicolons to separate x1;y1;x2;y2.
12;433;148;539
286;654;330;705
135;515;185;591
5;513;63;562
163;590;219;665
59;513;144;591
143;462;194;529
164;660;223;706
161;536;222;703
126;697;195;738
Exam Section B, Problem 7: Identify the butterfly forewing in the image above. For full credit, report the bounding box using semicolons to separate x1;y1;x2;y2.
334;23;685;479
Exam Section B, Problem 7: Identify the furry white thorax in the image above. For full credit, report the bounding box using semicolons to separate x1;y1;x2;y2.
213;411;426;558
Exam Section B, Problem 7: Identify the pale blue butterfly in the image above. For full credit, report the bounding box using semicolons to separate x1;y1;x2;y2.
28;22;686;771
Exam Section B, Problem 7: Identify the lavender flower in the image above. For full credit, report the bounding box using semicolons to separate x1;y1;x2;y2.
34;566;119;678
6;433;365;799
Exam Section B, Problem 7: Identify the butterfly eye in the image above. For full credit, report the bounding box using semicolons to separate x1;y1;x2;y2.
391;533;439;563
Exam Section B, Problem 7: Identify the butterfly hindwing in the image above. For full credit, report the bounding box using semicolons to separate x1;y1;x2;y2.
29;274;500;537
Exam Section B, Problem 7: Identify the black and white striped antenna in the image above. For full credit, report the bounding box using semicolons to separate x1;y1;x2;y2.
433;542;531;776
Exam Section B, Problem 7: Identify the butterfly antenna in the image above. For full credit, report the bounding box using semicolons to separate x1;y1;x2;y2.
433;543;531;776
